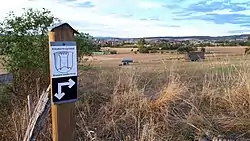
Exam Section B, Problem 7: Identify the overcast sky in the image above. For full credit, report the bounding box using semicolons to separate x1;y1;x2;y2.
1;0;250;38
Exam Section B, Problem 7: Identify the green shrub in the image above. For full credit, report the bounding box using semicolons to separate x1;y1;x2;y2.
245;48;250;55
201;47;206;53
138;48;149;53
150;49;158;53
0;85;11;108
75;33;100;62
0;8;60;97
177;46;197;53
110;50;117;54
0;8;95;97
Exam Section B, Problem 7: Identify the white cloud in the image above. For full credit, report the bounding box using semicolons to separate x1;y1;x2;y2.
210;9;250;15
137;1;163;9
0;0;249;37
231;0;249;3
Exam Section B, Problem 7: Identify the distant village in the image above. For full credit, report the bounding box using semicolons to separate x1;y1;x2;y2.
94;34;250;48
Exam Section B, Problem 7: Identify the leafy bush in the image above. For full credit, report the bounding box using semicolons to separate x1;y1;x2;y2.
201;47;206;53
177;46;197;53
245;48;250;54
0;42;3;55
75;33;100;62
0;8;95;97
138;47;149;53
0;85;11;108
110;50;117;54
137;38;150;53
0;8;60;97
150;49;158;53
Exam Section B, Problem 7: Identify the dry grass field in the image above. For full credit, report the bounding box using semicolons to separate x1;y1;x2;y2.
73;46;250;140
204;46;246;55
83;46;247;68
0;56;6;74
101;46;247;55
2;46;250;140
75;53;250;140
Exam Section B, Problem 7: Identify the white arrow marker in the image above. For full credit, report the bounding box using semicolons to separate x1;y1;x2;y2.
55;78;75;100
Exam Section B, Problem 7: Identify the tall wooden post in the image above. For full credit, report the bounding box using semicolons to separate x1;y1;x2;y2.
48;23;79;141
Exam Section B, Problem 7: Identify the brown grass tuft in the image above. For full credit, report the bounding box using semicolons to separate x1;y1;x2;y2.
3;57;250;140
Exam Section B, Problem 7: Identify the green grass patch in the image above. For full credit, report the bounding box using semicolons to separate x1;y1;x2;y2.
78;65;97;71
210;66;239;73
0;85;11;107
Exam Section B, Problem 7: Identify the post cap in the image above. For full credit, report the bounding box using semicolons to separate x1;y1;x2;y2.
49;22;79;34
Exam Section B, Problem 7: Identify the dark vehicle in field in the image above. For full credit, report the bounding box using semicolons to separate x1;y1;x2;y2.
186;51;205;61
120;58;134;66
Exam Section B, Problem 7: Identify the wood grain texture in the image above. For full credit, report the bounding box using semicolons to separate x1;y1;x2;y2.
23;85;51;141
49;24;76;141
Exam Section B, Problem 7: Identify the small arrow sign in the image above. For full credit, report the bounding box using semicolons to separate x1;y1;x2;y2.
55;78;75;100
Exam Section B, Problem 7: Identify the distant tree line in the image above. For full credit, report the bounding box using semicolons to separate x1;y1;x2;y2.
137;39;198;53
98;38;250;51
0;37;3;55
213;40;250;46
99;41;137;48
135;38;250;53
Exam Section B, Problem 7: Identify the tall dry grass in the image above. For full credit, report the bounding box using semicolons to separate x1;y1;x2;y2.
1;58;250;140
75;59;250;141
0;79;52;141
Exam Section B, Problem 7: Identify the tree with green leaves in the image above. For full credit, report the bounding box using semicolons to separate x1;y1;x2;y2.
0;8;60;96
248;36;250;41
0;8;59;72
0;8;97;98
0;36;3;55
138;38;145;47
75;32;100;62
201;47;206;53
138;38;149;53
177;46;197;53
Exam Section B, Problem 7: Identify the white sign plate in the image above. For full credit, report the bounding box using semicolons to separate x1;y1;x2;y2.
50;41;77;78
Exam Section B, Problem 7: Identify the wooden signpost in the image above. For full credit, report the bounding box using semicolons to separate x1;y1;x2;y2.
48;23;79;141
